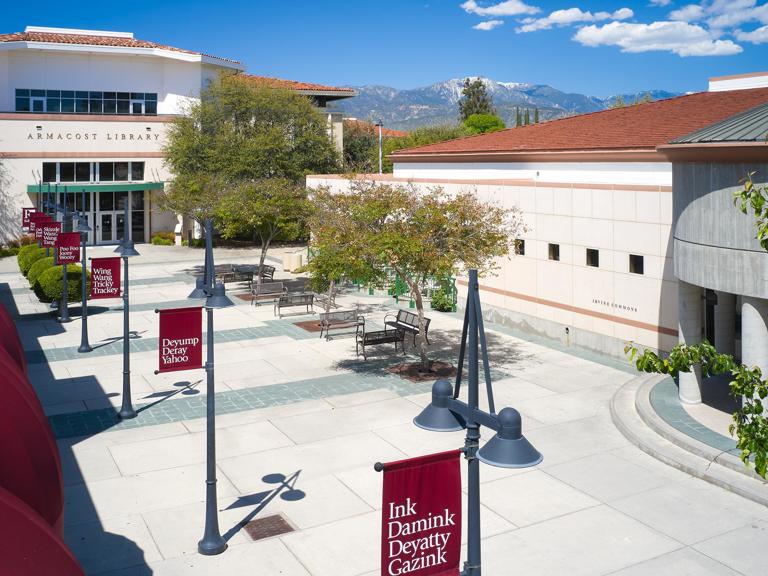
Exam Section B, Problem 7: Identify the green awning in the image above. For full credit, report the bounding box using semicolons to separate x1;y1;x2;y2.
27;182;164;193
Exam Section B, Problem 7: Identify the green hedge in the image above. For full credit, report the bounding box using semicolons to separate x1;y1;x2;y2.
18;245;46;276
0;247;20;259
34;265;91;303
151;231;175;245
28;256;55;287
430;288;455;312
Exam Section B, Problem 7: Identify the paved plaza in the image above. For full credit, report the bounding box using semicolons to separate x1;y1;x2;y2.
2;244;767;576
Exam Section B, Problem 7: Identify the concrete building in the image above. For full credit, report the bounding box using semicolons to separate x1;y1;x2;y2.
0;26;355;245
308;74;768;362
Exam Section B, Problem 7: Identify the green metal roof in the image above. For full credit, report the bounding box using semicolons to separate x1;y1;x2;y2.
670;102;768;144
27;182;164;193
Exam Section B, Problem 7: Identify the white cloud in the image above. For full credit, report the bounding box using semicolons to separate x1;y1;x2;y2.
473;19;505;30
460;0;539;17
735;24;768;42
649;0;672;5
574;20;743;56
517;6;633;33
669;4;706;21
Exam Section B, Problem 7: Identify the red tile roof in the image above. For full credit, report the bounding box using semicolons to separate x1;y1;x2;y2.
241;75;355;95
0;30;240;64
391;87;768;158
344;119;408;138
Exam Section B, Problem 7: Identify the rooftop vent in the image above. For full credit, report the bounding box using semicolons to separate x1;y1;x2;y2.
24;26;134;39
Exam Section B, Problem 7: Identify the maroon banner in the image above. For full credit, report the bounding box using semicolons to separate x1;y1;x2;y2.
41;222;61;248
55;232;81;264
22;207;34;228
157;307;203;373
29;213;49;235
90;257;121;299
381;450;462;576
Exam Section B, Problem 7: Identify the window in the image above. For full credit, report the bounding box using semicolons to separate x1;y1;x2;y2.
586;248;599;268
130;162;145;181
42;163;56;183
75;162;91;182
40;161;146;184
99;162;114;182
548;243;560;261
629;254;644;275
59;163;75;182
15;88;158;115
514;239;525;256
114;162;129;181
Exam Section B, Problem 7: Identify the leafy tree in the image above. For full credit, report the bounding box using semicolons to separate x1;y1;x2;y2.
534;107;540;124
515;107;522;127
458;78;496;122
215;178;309;268
161;73;339;258
463;113;506;134
524;108;530;126
380;125;470;173
609;95;626;109
342;120;378;173
308;180;527;370
626;172;768;478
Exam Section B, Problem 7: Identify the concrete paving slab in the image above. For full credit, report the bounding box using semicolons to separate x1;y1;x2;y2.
692;521;768;576
608;547;743;576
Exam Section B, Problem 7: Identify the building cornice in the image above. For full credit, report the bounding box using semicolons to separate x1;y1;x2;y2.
390;149;666;163
657;142;768;162
0;113;176;122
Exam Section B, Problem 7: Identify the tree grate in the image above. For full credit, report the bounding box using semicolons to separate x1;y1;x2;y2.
243;514;295;541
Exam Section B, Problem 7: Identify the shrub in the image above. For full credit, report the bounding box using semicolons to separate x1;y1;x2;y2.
34;265;91;303
18;246;46;276
151;231;175;245
7;235;36;249
430;287;455;312
0;247;20;259
28;256;55;287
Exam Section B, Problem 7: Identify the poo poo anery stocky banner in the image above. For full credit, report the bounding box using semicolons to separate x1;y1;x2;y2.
381;450;462;576
90;257;121;299
157;307;203;373
55;232;81;264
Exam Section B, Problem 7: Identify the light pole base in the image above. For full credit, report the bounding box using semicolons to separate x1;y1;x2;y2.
118;407;137;420
78;344;93;353
57;316;73;324
197;538;227;556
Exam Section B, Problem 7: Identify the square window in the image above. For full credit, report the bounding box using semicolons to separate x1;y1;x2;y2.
75;162;90;182
61;99;75;113
115;191;128;210
114;162;129;181
145;101;157;115
75;91;88;99
629;254;644;275
131;102;143;114
103;100;117;114
42;163;56;183
89;91;102;99
514;239;525;256
59;163;75;182
116;92;130;100
116;100;130;114
75;98;89;113
145;93;157;101
31;89;45;97
61;91;74;98
131;190;145;210
15;97;30;112
46;90;60;98
586;248;599;268
32;99;44;112
130;92;144;100
104;92;116;99
46;98;61;112
15;89;30;97
99;162;114;181
99;192;114;211
89;99;103;114
130;162;145;181
548;243;560;261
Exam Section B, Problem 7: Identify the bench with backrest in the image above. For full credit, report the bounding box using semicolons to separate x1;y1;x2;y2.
319;309;364;341
274;292;314;318
385;310;431;346
258;264;275;283
355;326;404;360
250;281;287;306
215;264;254;285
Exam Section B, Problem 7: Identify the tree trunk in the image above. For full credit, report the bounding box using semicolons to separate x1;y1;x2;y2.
325;279;335;314
404;277;430;372
258;232;274;269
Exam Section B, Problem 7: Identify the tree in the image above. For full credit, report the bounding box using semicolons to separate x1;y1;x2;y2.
458;78;496;122
379;125;470;173
161;73;339;258
626;172;768;478
524;108;530;126
609;95;626;109
534;107;540;124
215;178;309;268
342;120;378;173
515;107;522;127
308;180;527;371
463;113;506;134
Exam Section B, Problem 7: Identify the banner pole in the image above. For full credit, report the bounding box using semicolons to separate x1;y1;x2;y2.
78;191;92;352
58;186;71;324
118;200;137;419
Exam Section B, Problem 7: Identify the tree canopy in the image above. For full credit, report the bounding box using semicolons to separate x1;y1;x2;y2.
463;113;506;134
458;78;496;122
378;125;471;173
307;180;527;369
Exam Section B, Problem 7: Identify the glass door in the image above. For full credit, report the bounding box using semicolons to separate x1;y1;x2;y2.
98;213;114;244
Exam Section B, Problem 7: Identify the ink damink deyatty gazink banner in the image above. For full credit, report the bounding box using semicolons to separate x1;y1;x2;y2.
55;232;80;264
381;450;461;576
90;257;121;299
157;307;203;373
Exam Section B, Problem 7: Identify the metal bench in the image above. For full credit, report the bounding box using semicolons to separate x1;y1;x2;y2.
356;326;404;360
250;281;287;306
215;264;254;284
274;292;314;318
385;310;431;345
319;309;364;341
257;264;275;283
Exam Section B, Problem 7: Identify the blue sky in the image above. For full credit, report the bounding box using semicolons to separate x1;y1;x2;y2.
5;0;768;97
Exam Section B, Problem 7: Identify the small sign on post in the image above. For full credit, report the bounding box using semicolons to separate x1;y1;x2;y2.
41;222;61;248
380;450;462;576
55;232;81;264
156;307;203;373
90;257;121;299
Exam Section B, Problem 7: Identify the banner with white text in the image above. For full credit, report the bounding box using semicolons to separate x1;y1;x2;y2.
90;257;121;299
157;307;203;373
55;232;81;264
381;450;461;576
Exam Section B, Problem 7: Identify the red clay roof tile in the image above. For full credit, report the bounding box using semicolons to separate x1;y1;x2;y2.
240;74;355;94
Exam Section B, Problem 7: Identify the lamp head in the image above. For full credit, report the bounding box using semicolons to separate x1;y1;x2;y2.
478;407;542;468
413;379;466;432
76;215;92;233
206;282;234;309
116;240;140;258
187;277;208;300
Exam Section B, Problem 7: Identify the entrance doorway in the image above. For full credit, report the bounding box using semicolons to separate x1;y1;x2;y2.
95;191;142;245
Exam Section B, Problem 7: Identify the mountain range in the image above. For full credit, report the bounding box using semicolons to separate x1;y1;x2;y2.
331;77;680;131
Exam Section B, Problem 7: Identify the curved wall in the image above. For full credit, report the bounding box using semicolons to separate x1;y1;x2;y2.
673;162;768;297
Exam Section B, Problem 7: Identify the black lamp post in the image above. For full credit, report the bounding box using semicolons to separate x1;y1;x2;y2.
115;199;140;419
413;269;542;576
57;186;72;324
77;191;93;353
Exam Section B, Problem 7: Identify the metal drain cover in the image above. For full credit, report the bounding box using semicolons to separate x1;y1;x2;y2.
243;514;295;541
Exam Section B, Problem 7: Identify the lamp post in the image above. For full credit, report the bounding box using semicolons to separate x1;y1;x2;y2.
115;199;140;419
413;269;542;576
188;217;232;556
77;190;93;353
374;119;383;174
58;187;72;324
